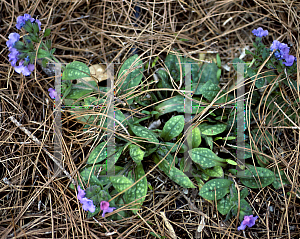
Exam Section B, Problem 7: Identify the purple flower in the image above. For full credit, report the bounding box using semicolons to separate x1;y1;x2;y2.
77;185;96;213
48;88;58;99
14;60;34;76
16;14;35;30
270;40;281;51
35;19;42;31
8;47;20;67
100;201;116;217
6;33;20;48
252;27;268;37
282;55;296;67
238;215;258;231
80;197;96;213
77;185;86;201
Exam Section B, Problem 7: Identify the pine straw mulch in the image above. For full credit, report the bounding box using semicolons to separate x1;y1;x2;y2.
0;0;300;238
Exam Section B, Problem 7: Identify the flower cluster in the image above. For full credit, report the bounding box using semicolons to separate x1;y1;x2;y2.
252;27;296;67
252;27;268;38
270;40;296;67
238;215;258;231
6;14;43;76
77;185;96;213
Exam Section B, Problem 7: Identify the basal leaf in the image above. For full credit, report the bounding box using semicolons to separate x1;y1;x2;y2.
118;54;144;105
199;80;220;102
161;115;185;141
199;122;227;136
124;163;148;214
62;61;90;80
240;166;275;189
199;179;233;200
198;62;219;84
189;148;226;169
129;144;145;163
129;124;159;143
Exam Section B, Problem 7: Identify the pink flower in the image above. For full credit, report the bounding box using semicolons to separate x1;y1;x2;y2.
100;201;116;217
238;215;258;231
48;88;58;99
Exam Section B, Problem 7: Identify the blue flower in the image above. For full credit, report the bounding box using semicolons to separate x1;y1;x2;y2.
8;47;20;67
252;27;268;37
16;14;35;30
238;215;258;231
80;198;96;213
6;33;20;48
270;40;281;51
48;88;58;99
77;185;96;213
35;19;42;31
14;60;35;76
282;55;296;67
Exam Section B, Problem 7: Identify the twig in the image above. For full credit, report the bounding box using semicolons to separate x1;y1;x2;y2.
8;116;75;185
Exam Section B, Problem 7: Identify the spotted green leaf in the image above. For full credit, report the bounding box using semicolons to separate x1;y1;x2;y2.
118;54;144;105
240;166;275;188
198;62;219;84
161;115;185;141
187;126;201;149
109;175;134;196
199;123;227;136
199;80;220;102
199;179;233;200
272;170;290;189
129;124;159;143
231;187;249;201
231;199;252;221
80;165;102;186
87;142;123;165
62;61;90;80
154;95;204;117
217;195;232;215
165;142;187;153
203;166;224;177
153;154;195;188
164;54;184;82
124;163;148;214
189;148;226;169
129;144;145;163
202;135;213;150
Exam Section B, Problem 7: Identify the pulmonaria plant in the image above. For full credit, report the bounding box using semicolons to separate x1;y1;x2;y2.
6;14;56;76
100;201;116;217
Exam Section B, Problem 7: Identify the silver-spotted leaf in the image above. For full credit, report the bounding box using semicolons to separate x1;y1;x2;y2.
124;163;148;214
189;148;226;169
161;115;185;141
217;195;232;215
118;54;144;105
129;124;159;143
199;80;220;102
62;61;90;80
87;142;123;165
199;123;227;136
199;62;219;84
154;95;204;117
240;166;275;188
109;175;134;195
129;144;145;163
202;135;213;150
203;166;224;177
153;154;195;188
199;179;233;200
187;126;201;149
